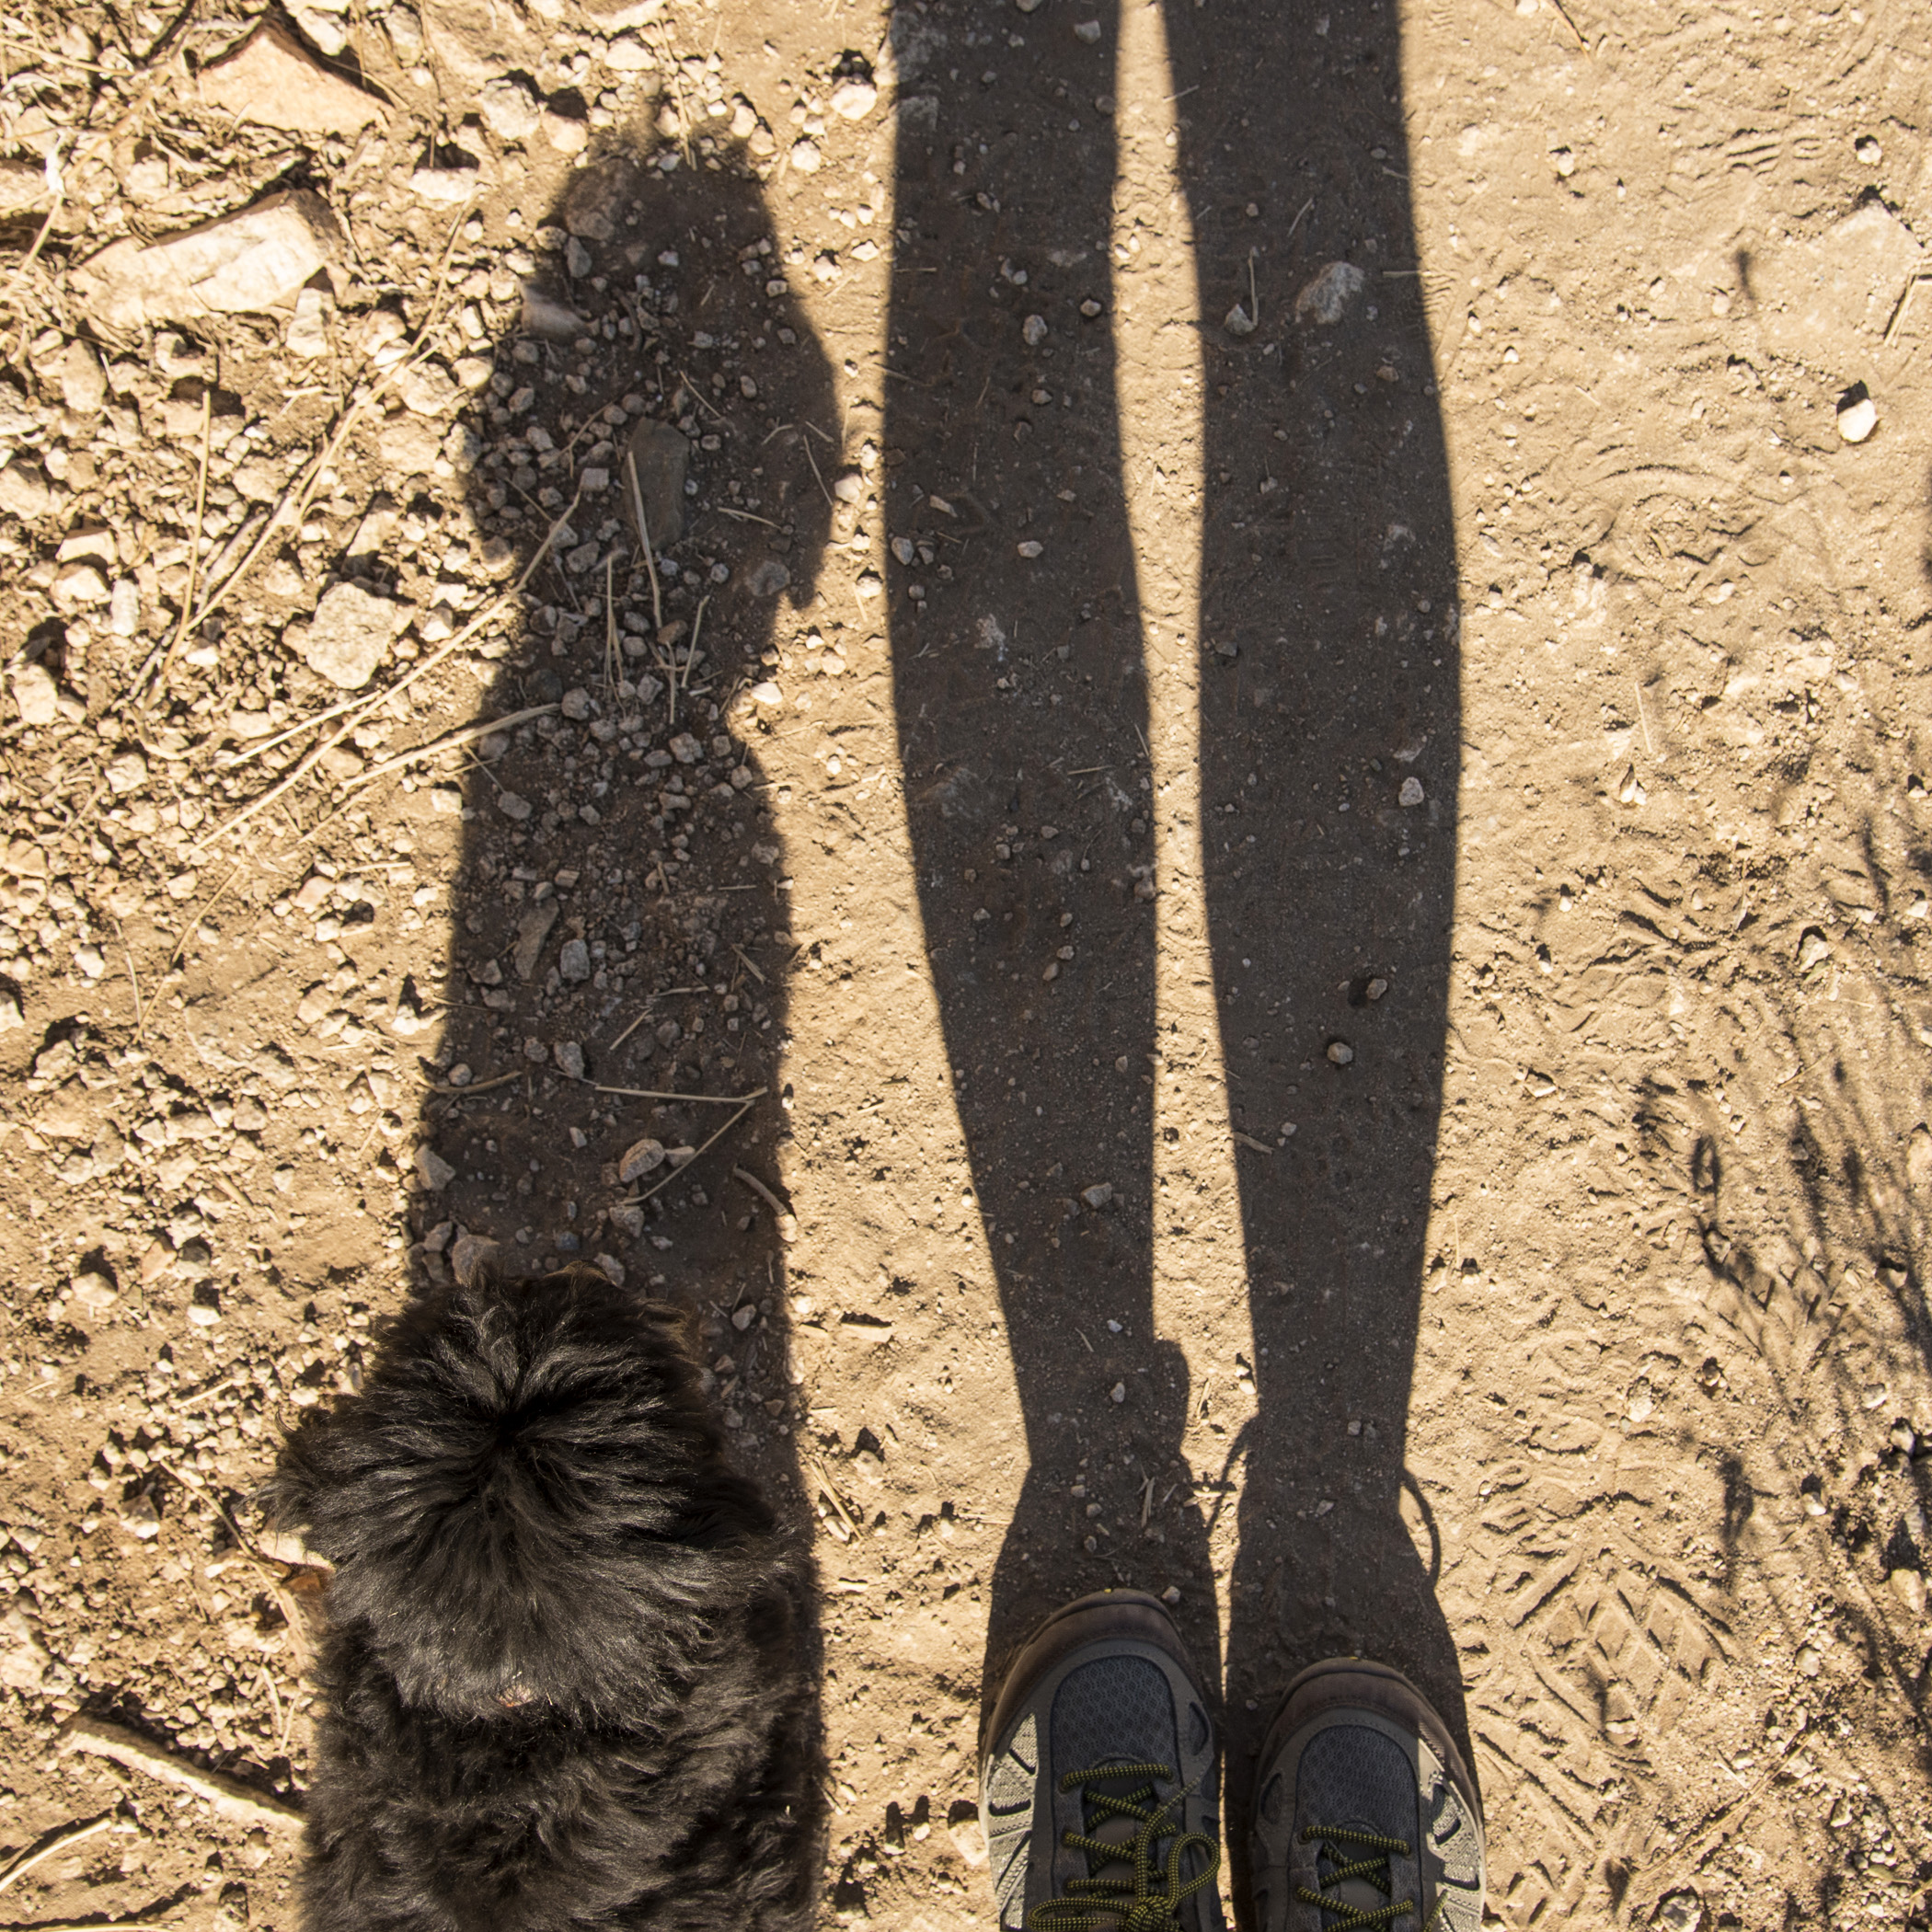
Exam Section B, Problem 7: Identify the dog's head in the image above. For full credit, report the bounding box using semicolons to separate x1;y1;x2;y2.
266;1263;775;1723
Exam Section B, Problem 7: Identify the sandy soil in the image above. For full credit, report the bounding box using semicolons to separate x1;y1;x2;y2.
1;0;1929;1926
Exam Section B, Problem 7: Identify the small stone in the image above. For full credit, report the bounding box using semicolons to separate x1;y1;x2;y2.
477;76;542;141
1855;132;1882;165
1888;1567;1926;1616
1656;1892;1703;1932
670;731;703;764
1552;145;1576;178
558;938;591;982
554;1040;586;1079
1018;540;1044;558
9;661;57;726
747;556;793;598
790;139;823;174
622;418;690;546
619;1137;667;1181
1796;1644;1822;1676
286;284;331;358
197;17;385;133
59;342;108;415
301;582;400;689
1224;301;1256;337
105;747;148;792
411;166;480;205
830;76;878;120
1082;1182;1113;1210
949;1816;988;1868
1836;391;1877;443
834;469;864;503
543;105;589;153
0;461;52;518
1398;776;1425;807
0;157;49;215
72;188;343;332
1294;260;1366;327
751;681;784;707
52;561;109;611
414;1144;456;1190
1890;1420;1917;1456
1075;17;1103;38
1798;928;1832;971
119;1491;162;1540
1366;977;1388;1002
0;1607;52;1690
1327;1040;1354;1065
1023;313;1049;346
604;34;653;70
1110;1381;1127;1403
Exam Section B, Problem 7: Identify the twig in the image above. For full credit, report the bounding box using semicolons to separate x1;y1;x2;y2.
146;383;213;697
731;1164;797;1235
1547;0;1591;51
714;504;780;528
167;855;247;969
113;916;143;1040
604;551;619;691
619;1092;762;1204
595;1082;766;1105
1633;678;1656;759
431;1070;522;1098
732;944;766;984
59;1717;304;1834
799;431;836;510
0;1811;117;1894
1286;195;1314;243
343;703;558;789
626;449;664;633
1247;247;1259;328
811;1459;861;1539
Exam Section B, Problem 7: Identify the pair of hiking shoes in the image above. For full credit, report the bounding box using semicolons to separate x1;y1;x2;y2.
978;1590;1484;1932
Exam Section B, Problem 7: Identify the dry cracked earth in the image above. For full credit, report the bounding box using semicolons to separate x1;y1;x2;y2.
1;0;1931;1927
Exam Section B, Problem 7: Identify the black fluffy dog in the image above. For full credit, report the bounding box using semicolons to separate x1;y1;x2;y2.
267;1261;821;1931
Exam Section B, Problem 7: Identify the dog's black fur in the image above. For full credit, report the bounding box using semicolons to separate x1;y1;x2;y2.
267;1262;821;1931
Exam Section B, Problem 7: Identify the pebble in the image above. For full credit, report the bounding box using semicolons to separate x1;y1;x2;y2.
1294;260;1366;327
478;76;542;141
790;139;823;173
1836;392;1877;443
9;662;57;727
1398;776;1425;807
624;419;690;546
299;582;402;690
0;157;49;214
73;188;345;331
554;1041;586;1079
558;938;591;982
59;342;107;415
196;17;385;134
832;77;878;120
1656;1892;1704;1932
1887;1567;1926;1616
1082;1182;1113;1209
1023;314;1049;346
1110;1381;1127;1403
0;461;52;518
1327;1041;1354;1065
620;1137;667;1181
414;1144;456;1191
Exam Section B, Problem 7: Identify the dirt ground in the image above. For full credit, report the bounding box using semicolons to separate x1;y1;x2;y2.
2;0;1930;1925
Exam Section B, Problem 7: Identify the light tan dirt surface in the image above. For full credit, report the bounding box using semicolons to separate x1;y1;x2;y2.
1;0;1929;1927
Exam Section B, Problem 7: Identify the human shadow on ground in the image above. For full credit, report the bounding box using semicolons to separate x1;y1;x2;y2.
391;130;832;1912
883;0;1466;1887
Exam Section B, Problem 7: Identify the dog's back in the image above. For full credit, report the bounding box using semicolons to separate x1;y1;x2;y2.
269;1264;821;1931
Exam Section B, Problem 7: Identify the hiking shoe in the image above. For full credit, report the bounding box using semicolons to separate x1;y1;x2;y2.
1249;1658;1483;1932
979;1589;1225;1932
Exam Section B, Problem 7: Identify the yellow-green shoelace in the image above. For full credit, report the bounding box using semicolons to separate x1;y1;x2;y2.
1295;1823;1443;1932
1027;1760;1221;1932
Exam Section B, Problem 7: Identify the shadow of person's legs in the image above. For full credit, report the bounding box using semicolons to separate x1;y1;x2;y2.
399;129;832;1911
884;0;1216;1715
1158;0;1470;1894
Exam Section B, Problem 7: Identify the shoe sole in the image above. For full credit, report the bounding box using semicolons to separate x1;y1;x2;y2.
1253;1656;1481;1832
981;1588;1202;1770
